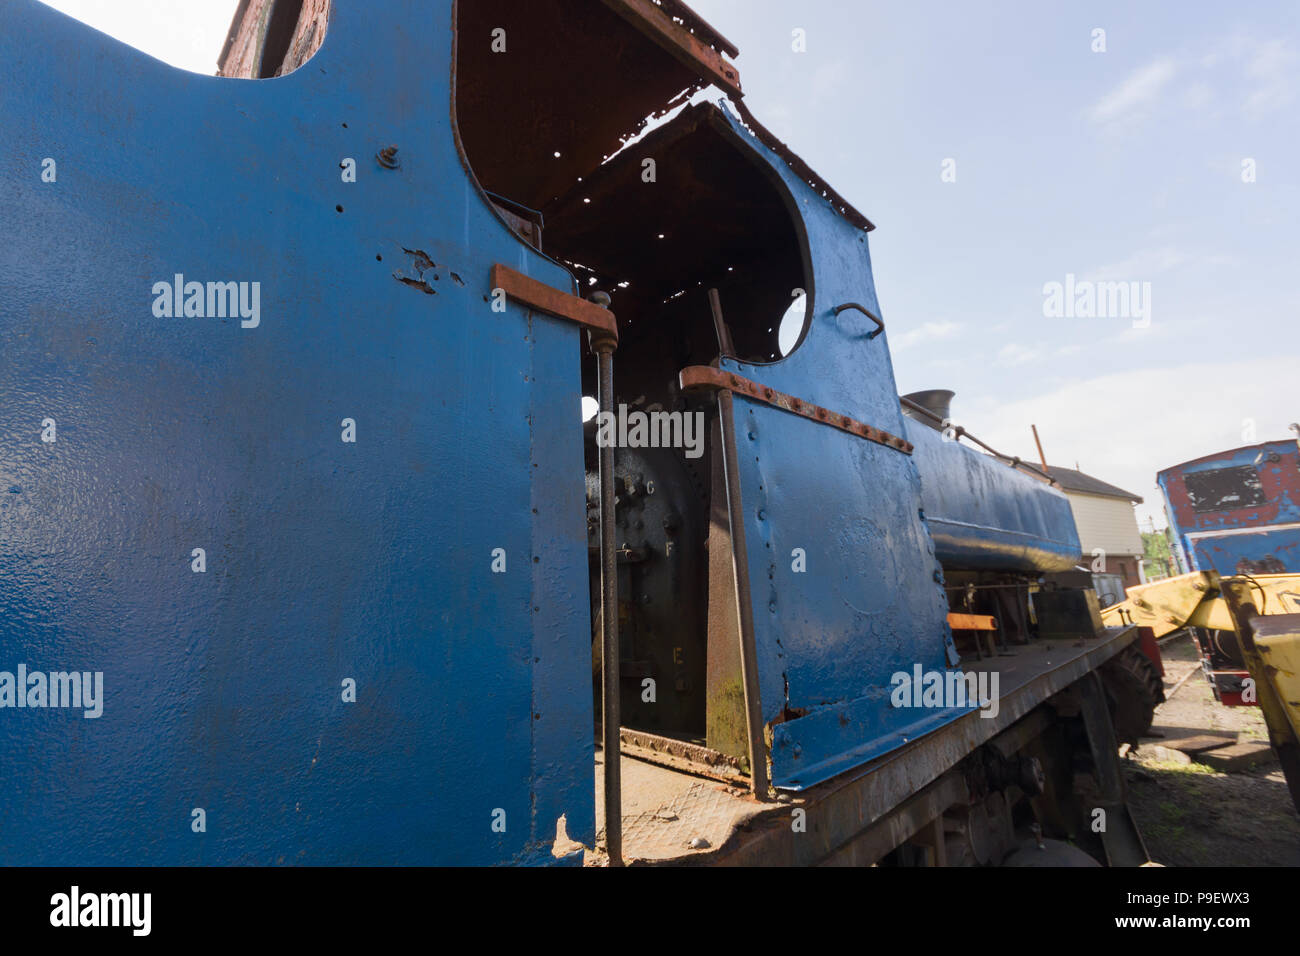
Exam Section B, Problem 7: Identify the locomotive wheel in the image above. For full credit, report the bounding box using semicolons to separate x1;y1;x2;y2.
1100;643;1164;746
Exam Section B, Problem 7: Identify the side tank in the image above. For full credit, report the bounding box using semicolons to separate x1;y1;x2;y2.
902;398;1082;574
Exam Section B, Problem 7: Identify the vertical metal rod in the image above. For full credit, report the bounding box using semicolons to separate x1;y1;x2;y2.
707;287;735;357
708;289;768;800
588;293;622;866
1031;424;1049;473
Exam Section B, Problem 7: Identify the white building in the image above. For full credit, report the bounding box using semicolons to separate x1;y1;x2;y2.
1045;466;1145;594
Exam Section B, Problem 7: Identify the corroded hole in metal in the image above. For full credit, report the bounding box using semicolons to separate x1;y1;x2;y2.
396;277;437;295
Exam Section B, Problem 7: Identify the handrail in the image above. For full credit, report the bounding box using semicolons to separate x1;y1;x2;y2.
832;301;885;340
900;396;1059;487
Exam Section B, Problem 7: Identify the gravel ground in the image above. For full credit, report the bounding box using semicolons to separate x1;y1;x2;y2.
1124;631;1300;866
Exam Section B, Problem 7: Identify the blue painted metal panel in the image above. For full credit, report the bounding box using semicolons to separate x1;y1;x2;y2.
904;420;1082;574
712;108;965;790
0;0;593;864
1185;527;1300;577
1159;441;1300;575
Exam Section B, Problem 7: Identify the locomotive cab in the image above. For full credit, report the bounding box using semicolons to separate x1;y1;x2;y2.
455;11;810;757
449;0;965;794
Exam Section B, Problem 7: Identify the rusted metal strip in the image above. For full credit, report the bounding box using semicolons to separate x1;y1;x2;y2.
680;365;913;454
490;263;619;343
731;98;874;233
619;727;749;786
947;612;998;631
655;0;739;57
599;0;742;97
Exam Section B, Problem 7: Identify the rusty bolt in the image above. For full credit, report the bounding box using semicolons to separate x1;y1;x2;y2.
377;145;400;168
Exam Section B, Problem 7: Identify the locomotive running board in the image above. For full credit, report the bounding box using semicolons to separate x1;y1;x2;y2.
604;624;1146;864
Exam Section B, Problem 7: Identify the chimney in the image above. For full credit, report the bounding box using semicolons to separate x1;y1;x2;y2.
901;389;954;431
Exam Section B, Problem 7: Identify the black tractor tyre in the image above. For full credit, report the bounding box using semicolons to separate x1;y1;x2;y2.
1100;643;1165;746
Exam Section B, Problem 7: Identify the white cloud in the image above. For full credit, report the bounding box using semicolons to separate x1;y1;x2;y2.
1242;38;1296;117
810;61;852;102
1068;246;1236;334
961;355;1300;527
1088;57;1178;126
1085;37;1295;131
1084;246;1190;282
1182;81;1214;111
891;320;963;351
997;343;1040;366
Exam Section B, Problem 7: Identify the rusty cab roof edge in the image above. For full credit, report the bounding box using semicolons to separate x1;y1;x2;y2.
1158;439;1300;478
729;97;875;233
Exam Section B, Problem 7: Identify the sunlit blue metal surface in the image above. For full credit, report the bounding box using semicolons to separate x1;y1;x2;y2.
714;107;965;790
0;0;593;864
905;420;1082;574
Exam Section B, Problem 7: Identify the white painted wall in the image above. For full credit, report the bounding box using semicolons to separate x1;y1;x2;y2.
1065;491;1144;558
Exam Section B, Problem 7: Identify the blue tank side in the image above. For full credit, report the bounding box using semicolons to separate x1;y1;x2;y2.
0;0;593;864
905;420;1083;574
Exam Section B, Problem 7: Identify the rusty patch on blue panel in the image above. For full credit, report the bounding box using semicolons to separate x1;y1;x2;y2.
393;247;441;295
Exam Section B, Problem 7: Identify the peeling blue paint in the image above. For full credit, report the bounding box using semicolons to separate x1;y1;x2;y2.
1160;440;1300;576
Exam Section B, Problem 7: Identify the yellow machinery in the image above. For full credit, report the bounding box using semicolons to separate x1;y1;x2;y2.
1104;571;1300;810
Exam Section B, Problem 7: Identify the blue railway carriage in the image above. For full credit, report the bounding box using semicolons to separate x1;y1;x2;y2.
1159;438;1300;576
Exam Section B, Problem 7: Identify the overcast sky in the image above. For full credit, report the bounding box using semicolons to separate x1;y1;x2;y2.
37;0;1300;529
